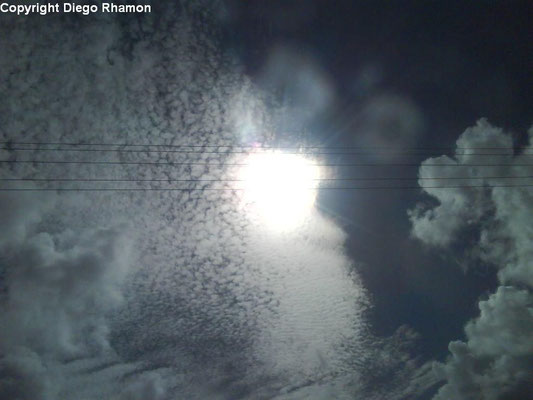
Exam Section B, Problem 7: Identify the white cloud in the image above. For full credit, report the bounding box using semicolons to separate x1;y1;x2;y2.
0;7;438;400
409;119;533;399
434;286;533;400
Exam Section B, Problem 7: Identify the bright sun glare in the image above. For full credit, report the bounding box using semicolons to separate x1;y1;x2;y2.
239;152;321;230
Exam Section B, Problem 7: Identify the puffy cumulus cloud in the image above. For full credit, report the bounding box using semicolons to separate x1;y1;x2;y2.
410;118;533;284
409;119;515;247
0;226;133;358
434;287;533;400
407;153;491;247
408;119;533;399
0;190;135;398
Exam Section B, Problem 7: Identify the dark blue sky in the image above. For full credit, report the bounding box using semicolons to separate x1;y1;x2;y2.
217;0;533;361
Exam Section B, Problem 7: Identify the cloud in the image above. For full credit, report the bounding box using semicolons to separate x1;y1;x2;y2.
266;325;438;400
0;190;135;398
434;287;533;400
409;119;533;399
408;119;515;247
0;192;53;247
117;370;173;400
0;225;133;357
257;45;335;134
0;7;438;400
355;94;424;161
0;347;54;400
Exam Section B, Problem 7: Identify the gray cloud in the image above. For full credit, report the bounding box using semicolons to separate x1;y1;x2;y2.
257;45;336;135
409;119;533;399
0;190;135;399
117;369;173;400
0;225;133;357
0;347;53;400
355;94;424;161
0;192;54;247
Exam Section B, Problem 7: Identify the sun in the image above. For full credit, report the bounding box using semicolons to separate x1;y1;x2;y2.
238;152;321;230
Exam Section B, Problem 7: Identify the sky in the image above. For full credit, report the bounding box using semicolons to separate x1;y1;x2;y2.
0;1;532;399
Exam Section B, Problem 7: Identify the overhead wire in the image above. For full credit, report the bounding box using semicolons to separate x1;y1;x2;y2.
1;184;532;192
1;175;532;182
1;146;529;156
1;141;532;191
1;160;533;167
0;140;529;151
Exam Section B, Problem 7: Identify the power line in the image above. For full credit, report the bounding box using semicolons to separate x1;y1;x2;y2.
1;176;532;183
1;146;527;156
1;184;532;192
2;160;533;167
0;141;527;151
